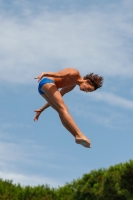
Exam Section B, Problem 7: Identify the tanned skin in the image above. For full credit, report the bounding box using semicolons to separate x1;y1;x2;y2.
34;68;95;148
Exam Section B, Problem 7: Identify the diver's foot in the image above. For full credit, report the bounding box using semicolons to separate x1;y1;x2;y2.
75;137;91;148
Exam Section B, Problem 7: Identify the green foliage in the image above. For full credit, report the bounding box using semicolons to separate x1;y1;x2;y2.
0;160;133;200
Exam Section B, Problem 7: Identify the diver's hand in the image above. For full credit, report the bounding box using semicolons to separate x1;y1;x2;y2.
34;109;43;121
34;72;45;82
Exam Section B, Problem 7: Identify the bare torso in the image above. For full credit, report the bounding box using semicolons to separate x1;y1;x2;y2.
48;68;81;89
49;76;76;89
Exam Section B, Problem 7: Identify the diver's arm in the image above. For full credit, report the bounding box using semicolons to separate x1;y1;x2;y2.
34;68;80;82
34;104;50;121
60;85;76;95
41;103;50;111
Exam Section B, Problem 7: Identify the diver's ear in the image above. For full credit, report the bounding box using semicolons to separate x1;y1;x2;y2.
85;79;91;84
84;79;88;83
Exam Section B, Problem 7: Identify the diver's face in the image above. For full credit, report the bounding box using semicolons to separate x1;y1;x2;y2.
80;82;95;93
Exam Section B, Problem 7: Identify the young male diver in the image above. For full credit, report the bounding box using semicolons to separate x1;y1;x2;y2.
34;68;103;148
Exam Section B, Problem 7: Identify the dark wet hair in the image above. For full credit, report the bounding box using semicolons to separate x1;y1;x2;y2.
84;73;103;90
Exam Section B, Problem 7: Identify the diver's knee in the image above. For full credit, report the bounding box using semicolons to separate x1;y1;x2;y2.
59;105;68;115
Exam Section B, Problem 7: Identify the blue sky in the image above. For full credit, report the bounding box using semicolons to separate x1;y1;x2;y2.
0;0;133;187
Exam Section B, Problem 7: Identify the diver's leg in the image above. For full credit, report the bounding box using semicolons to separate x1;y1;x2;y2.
41;84;91;148
41;94;75;137
59;115;75;137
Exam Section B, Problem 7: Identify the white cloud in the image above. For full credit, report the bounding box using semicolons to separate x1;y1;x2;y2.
75;87;133;111
90;91;133;110
130;88;133;94
1;123;30;129
71;88;133;128
0;133;64;167
0;130;77;186
0;1;133;84
0;171;62;187
69;99;132;129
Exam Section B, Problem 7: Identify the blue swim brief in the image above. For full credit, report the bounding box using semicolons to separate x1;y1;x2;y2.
38;77;54;94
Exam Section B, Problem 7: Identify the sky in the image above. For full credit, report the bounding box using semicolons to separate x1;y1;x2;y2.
0;0;133;188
